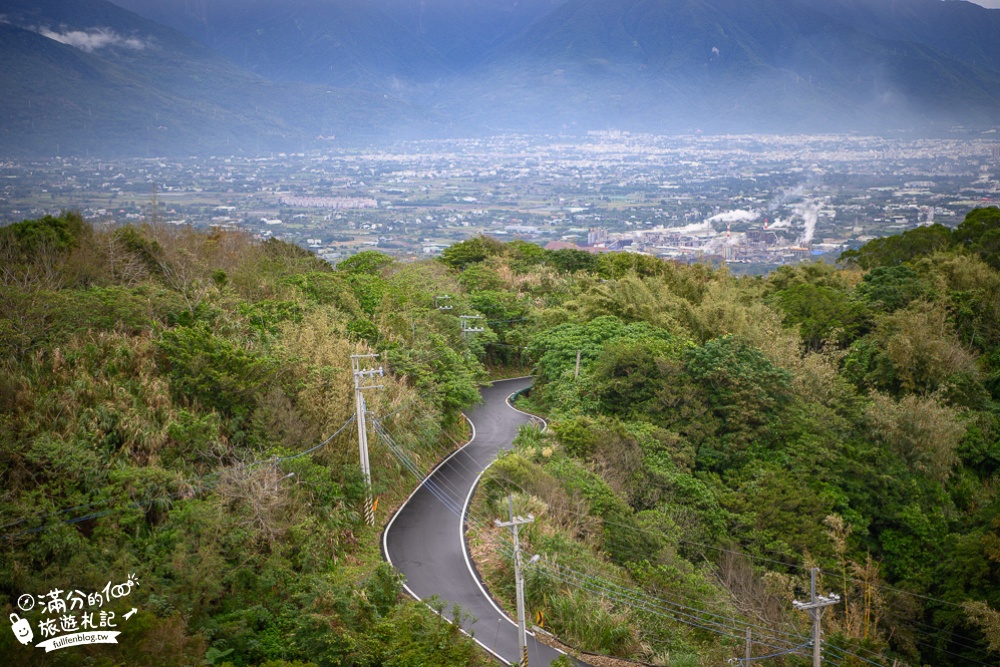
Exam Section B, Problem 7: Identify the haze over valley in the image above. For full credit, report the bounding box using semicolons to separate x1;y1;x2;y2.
5;132;999;273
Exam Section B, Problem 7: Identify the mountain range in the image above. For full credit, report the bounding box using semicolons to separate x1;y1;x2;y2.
2;0;1000;156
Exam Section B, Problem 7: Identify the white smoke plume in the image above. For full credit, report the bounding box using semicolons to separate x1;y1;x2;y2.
665;220;715;236
793;200;821;246
708;209;759;224
767;185;806;212
37;27;148;52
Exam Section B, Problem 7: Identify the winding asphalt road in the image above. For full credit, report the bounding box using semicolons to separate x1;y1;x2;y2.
383;377;582;666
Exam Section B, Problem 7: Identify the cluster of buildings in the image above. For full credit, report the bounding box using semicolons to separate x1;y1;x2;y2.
1;132;997;273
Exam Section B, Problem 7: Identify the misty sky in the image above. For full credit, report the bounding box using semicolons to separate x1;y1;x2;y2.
969;0;1000;7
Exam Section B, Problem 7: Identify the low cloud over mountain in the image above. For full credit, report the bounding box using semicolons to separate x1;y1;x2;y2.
35;26;149;52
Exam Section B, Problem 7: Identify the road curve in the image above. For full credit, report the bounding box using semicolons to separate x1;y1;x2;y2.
383;377;579;666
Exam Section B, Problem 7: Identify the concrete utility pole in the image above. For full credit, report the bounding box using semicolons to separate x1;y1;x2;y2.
496;496;535;667
574;349;581;380
434;295;453;310
727;628;754;667
352;353;384;526
460;315;485;339
793;568;841;667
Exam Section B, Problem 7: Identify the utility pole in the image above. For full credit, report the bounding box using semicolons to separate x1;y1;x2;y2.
434;295;453;310
460;315;484;340
496;496;534;667
728;628;753;667
574;349;581;380
793;568;841;667
352;353;384;526
151;183;159;226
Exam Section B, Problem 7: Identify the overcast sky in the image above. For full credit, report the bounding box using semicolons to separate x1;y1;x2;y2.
969;0;1000;7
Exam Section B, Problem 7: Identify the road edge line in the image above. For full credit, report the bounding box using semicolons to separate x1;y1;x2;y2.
504;389;549;433
460;387;571;659
382;382;521;666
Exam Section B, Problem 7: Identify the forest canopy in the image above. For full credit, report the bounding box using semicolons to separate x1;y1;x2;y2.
2;209;1000;667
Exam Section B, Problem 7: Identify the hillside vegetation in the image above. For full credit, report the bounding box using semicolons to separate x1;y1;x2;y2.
451;212;1000;666
2;209;1000;666
0;214;493;666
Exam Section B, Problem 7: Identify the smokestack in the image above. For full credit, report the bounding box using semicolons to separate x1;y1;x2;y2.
763;217;769;230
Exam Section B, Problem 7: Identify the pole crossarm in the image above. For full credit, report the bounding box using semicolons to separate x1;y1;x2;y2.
792;595;841;611
495;516;536;529
460;315;486;335
352;354;385;387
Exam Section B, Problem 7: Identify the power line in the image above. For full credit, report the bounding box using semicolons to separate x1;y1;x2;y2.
476;474;951;666
527;555;809;647
523;560;790;649
372;398;978;667
371;420;477;520
373;417;867;665
480;470;795;617
461;508;815;653
901;617;990;655
730;641;812;665
485;527;890;666
821;643;893;667
482;473;968;665
486;317;530;325
483;449;981;616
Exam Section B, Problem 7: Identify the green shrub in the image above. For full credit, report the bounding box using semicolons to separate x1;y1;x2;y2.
156;323;277;417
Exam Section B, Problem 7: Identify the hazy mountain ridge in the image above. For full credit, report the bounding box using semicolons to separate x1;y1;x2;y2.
84;0;1000;131
469;0;1000;132
109;0;569;80
798;0;1000;71
4;0;1000;156
106;0;455;89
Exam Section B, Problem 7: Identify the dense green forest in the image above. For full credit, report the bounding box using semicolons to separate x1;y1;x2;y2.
2;208;1000;666
0;215;493;666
